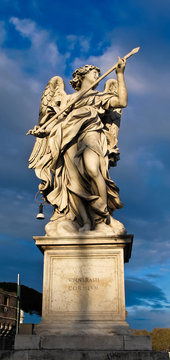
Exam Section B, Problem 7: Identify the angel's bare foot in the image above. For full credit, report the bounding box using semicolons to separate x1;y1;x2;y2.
79;222;91;233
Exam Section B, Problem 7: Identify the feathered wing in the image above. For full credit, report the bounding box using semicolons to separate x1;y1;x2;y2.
103;79;123;167
38;76;67;125
28;76;67;197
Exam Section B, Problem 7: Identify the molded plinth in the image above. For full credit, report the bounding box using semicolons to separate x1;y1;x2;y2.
14;234;154;352
34;234;133;336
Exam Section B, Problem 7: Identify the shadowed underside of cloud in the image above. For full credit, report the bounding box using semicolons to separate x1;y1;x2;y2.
0;233;43;292
125;277;169;308
125;277;170;330
0;187;53;239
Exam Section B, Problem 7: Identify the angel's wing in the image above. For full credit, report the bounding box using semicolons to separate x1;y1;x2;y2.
28;136;53;195
103;79;123;167
29;76;67;197
38;76;67;126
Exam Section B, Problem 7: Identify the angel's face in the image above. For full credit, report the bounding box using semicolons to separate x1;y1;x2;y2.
84;69;99;84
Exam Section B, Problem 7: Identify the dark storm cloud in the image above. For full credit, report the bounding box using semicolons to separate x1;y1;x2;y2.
0;234;43;292
125;277;169;308
146;274;160;279
0;188;52;239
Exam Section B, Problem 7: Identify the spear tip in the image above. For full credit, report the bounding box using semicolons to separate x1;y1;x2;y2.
133;46;140;54
124;46;140;60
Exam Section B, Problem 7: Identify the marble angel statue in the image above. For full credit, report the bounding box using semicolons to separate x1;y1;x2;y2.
27;49;139;236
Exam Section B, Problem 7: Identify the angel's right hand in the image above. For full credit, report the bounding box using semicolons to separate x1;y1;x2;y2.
26;125;48;137
26;125;39;136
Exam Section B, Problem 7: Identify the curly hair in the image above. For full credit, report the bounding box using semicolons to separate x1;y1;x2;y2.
70;65;100;91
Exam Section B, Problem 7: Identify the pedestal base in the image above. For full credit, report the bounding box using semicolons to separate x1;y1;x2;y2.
2;348;169;360
14;333;151;351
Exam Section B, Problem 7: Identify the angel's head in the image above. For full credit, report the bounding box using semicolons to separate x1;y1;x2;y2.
70;65;100;91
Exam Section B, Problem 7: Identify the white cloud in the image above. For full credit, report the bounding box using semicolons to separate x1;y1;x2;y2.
71;44;121;77
10;17;36;37
0;18;69;135
127;307;170;330
66;35;91;53
9;17;66;70
126;230;170;271
145;158;164;170
71;40;170;102
0;49;42;136
71;44;150;94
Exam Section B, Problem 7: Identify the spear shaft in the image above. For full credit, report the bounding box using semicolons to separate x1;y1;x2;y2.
27;47;139;135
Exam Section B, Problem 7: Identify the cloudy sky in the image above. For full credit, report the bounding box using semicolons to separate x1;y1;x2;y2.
0;0;170;330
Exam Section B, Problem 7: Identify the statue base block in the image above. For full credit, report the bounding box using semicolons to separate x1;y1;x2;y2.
14;333;151;351
14;234;157;355
34;234;133;338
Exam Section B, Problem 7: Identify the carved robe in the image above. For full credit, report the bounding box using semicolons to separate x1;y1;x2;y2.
30;90;123;226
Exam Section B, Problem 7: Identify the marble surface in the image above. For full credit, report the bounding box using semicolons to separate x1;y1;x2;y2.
35;235;133;334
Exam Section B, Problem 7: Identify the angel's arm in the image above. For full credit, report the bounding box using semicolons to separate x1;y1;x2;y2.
108;58;127;109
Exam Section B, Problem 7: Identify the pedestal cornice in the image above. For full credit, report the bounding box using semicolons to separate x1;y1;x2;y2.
33;234;133;263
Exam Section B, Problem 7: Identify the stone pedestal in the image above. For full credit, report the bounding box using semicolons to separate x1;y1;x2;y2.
34;234;133;337
14;234;157;356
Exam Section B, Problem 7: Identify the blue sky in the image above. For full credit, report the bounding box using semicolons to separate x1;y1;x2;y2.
0;0;170;330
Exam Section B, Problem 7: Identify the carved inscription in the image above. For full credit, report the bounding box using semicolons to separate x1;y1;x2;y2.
68;277;100;291
107;353;115;360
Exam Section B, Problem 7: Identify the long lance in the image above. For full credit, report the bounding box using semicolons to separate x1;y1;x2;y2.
27;46;140;136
